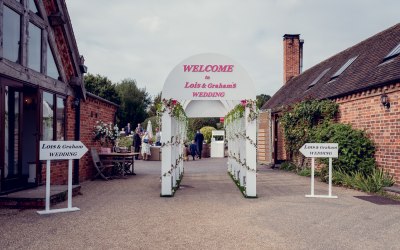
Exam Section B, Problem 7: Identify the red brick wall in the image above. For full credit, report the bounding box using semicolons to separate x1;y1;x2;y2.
283;34;302;84
335;83;400;183
40;95;117;185
78;95;118;183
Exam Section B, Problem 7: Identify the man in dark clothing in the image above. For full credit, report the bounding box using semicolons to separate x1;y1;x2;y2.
194;130;204;159
125;122;132;136
133;129;141;159
189;140;197;160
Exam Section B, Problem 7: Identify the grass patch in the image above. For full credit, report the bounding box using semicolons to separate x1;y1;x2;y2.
227;172;257;198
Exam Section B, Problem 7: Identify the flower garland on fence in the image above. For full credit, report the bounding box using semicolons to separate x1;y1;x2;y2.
162;154;184;177
226;130;257;148
228;152;256;173
156;98;187;121
160;136;181;148
225;99;259;125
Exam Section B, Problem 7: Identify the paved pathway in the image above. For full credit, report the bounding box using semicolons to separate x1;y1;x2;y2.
1;158;400;249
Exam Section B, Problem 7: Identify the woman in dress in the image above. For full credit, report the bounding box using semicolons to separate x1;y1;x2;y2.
141;130;151;160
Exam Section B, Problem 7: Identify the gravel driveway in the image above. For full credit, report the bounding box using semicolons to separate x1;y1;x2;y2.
1;158;399;249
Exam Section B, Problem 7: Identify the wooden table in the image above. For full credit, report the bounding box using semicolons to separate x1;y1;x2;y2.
98;152;139;177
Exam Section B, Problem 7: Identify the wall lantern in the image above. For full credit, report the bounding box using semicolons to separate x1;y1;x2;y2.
72;98;80;109
380;92;390;109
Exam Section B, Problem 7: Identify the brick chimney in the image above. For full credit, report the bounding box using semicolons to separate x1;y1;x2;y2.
283;34;304;84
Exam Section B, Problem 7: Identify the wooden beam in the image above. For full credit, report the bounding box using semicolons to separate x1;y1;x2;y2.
41;28;47;74
20;0;28;67
4;0;24;14
48;12;65;27
36;0;67;83
56;0;80;76
0;0;4;59
28;10;46;29
0;60;74;96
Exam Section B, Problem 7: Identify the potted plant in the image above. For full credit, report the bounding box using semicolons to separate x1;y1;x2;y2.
93;120;119;152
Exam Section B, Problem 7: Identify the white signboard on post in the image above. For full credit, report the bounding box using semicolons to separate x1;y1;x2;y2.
37;141;88;215
40;141;88;160
162;53;256;101
300;143;338;199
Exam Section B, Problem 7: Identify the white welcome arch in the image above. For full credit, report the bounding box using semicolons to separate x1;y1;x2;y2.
160;53;257;197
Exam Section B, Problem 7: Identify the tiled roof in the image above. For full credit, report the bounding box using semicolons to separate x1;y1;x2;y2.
263;23;400;111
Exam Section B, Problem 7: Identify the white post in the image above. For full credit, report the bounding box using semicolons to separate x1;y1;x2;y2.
245;106;257;197
311;157;315;196
68;159;73;209
161;111;173;196
239;117;245;187
305;157;315;198
45;160;51;211
329;157;332;197
172;118;177;188
37;160;80;214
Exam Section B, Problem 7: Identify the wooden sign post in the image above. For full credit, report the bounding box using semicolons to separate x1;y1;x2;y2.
299;143;338;199
37;141;88;215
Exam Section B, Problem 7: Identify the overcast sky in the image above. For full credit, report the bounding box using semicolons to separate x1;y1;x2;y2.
67;0;399;98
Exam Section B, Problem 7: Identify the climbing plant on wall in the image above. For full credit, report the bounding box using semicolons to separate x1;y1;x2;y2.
280;99;339;159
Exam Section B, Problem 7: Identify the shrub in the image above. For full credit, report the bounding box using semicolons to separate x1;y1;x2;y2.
280;99;338;159
313;123;376;176
330;168;394;193
200;126;216;144
298;168;312;177
117;136;133;148
280;161;297;171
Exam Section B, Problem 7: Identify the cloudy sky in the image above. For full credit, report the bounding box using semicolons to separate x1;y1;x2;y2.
67;0;399;98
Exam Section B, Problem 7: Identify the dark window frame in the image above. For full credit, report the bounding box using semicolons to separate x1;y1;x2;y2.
3;0;47;72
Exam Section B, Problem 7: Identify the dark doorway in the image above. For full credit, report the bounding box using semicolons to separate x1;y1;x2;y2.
1;80;38;193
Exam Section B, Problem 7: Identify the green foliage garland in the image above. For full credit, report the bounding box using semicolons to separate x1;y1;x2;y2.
157;98;187;121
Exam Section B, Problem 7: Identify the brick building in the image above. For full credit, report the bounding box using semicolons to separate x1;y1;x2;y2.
259;23;400;183
0;0;117;194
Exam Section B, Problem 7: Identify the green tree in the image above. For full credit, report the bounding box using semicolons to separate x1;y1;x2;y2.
147;92;162;117
84;73;120;104
256;94;271;109
187;118;220;141
115;79;151;129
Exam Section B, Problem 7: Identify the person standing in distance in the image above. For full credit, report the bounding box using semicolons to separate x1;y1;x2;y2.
124;122;132;136
194;130;204;159
133;128;141;160
155;127;162;146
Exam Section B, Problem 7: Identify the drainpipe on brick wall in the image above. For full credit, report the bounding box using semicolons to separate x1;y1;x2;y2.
73;97;81;185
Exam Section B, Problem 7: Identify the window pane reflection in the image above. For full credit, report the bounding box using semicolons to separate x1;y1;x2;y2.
29;0;39;15
3;6;21;63
28;22;41;72
42;92;54;140
4;87;20;178
47;44;60;79
56;97;65;140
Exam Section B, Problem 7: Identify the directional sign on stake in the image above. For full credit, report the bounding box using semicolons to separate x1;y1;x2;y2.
38;141;88;215
40;141;88;160
299;143;338;158
300;143;338;199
